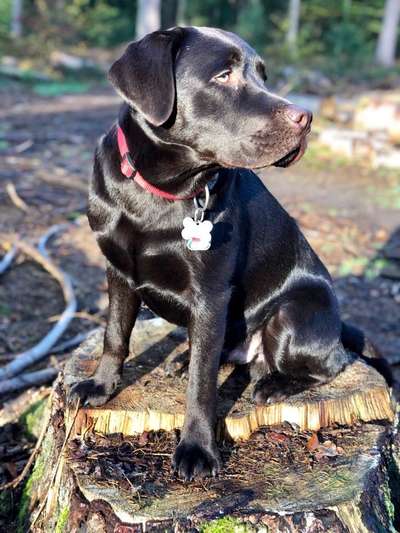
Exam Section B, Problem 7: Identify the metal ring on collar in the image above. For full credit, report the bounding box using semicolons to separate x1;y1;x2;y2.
194;208;205;223
194;184;210;211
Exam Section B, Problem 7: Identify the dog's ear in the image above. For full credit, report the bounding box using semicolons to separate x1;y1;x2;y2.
108;28;184;126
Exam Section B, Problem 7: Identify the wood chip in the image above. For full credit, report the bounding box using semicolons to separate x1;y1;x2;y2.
306;433;320;451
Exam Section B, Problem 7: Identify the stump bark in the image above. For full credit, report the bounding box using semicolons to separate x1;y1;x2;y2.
18;318;399;532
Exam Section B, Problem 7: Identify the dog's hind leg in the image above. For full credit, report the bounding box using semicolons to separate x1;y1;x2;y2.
69;266;141;406
252;282;350;405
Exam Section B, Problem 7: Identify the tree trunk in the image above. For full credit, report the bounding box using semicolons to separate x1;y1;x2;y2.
161;0;179;29
10;0;22;39
177;0;186;25
287;0;301;56
136;0;161;40
15;318;399;532
376;0;400;67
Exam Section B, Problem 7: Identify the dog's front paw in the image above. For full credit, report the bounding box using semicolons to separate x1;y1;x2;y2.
68;369;121;407
173;440;221;481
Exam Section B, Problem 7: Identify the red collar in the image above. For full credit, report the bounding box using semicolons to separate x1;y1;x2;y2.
117;125;199;201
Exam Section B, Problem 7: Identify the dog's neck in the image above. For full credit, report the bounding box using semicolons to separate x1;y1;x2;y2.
118;105;219;198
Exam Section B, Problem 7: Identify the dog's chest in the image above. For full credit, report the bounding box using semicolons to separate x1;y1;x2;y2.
95;204;232;325
135;249;191;293
133;248;194;326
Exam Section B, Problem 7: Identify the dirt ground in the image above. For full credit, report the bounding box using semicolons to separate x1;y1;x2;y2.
0;82;399;388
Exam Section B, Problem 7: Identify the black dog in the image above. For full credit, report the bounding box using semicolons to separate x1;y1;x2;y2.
69;26;360;480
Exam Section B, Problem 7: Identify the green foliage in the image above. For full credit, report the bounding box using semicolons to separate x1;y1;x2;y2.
17;455;46;533
325;21;374;73
185;0;242;29
303;142;350;170
32;80;92;97
235;0;268;52
65;0;136;47
200;516;255;533
16;423;55;533
338;256;369;277
55;506;70;533
0;0;11;37
0;0;12;55
0;302;11;316
364;258;392;279
20;397;47;439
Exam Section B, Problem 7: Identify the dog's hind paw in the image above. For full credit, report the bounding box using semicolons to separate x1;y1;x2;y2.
252;372;310;405
173;440;221;481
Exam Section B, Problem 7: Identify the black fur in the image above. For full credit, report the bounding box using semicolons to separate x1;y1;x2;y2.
69;27;378;481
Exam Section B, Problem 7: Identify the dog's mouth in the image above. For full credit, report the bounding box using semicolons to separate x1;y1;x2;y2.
217;130;310;170
272;135;309;168
272;146;301;167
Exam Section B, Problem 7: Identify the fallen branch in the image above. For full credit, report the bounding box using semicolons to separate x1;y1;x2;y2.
0;368;59;395
0;387;51;426
0;245;17;275
15;139;34;154
0;328;97;363
48;311;105;326
37;223;69;257
50;328;101;354
6;182;30;212
0;225;77;381
38;171;88;193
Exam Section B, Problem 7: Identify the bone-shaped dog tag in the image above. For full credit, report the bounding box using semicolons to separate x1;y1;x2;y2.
181;217;213;251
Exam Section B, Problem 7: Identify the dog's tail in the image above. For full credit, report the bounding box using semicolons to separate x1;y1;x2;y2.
341;321;393;386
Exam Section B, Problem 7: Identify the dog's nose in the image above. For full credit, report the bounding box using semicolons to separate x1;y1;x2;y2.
284;105;312;130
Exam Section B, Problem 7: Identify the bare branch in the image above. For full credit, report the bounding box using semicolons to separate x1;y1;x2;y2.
0;245;17;275
0;368;59;396
0;225;77;381
6;182;30;212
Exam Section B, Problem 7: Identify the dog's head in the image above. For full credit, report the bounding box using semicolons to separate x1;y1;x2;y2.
109;26;311;169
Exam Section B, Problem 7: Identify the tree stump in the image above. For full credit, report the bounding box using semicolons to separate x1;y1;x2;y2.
19;318;399;532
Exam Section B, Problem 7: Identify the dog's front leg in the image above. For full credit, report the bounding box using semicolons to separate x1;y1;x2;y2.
69;266;141;406
173;291;230;480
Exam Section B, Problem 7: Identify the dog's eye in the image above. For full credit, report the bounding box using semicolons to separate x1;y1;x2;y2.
214;70;232;83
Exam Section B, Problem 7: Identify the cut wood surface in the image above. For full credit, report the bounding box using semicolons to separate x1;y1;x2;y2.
65;317;394;441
